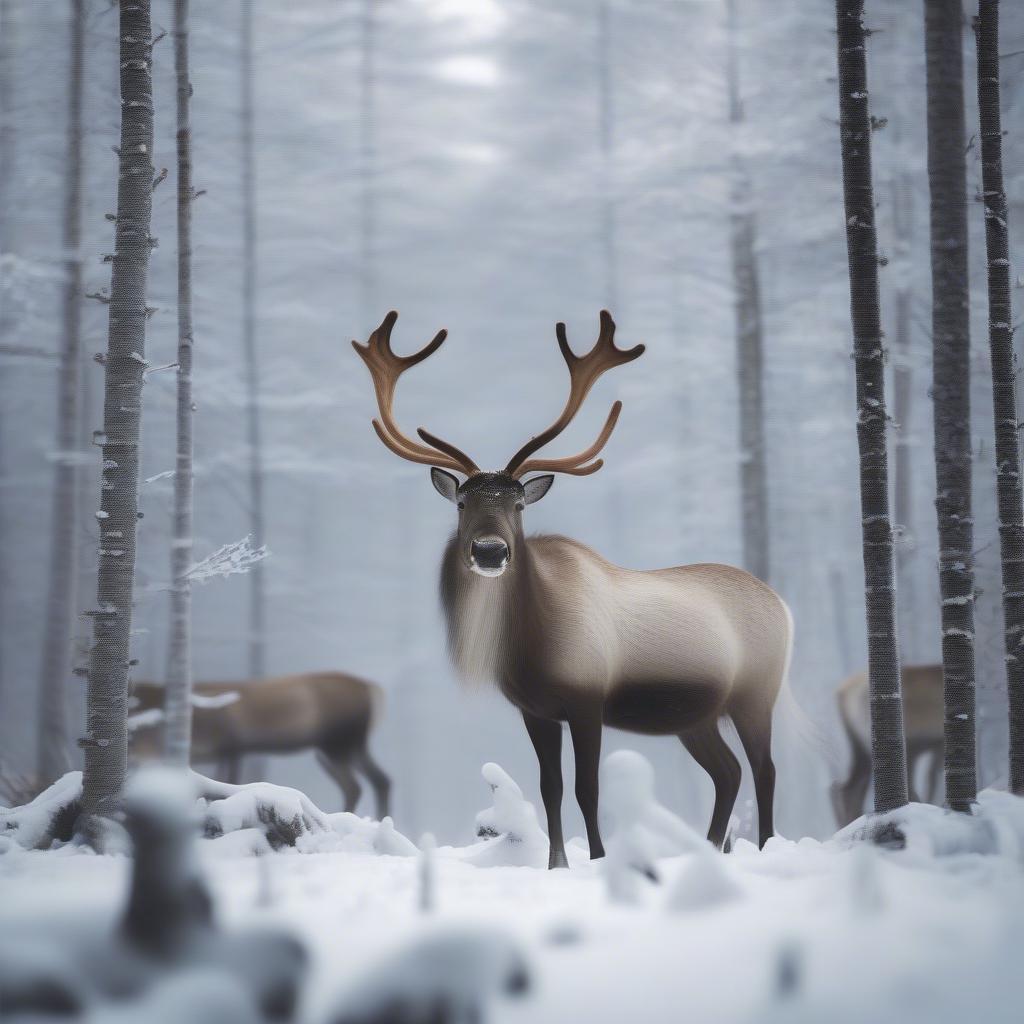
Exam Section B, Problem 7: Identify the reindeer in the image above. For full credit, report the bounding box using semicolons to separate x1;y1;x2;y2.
353;310;794;867
129;672;391;818
831;664;944;826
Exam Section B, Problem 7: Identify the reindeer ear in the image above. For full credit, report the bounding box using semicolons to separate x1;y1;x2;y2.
523;474;555;505
430;467;460;503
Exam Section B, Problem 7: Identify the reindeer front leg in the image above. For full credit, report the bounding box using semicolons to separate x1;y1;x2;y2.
569;707;605;860
522;712;568;869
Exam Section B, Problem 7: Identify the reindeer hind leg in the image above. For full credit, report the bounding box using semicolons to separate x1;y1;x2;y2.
730;704;776;848
679;723;742;850
316;749;362;813
353;746;392;820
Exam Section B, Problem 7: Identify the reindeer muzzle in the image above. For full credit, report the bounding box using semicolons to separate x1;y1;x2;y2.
470;537;510;577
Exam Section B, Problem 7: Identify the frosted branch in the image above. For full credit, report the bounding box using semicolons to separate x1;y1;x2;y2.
184;535;269;584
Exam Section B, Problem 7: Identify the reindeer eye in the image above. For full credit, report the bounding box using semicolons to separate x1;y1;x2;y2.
515;501;525;511
457;501;465;511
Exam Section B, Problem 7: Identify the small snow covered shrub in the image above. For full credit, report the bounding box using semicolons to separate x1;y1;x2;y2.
0;770;82;850
461;762;549;868
197;776;331;850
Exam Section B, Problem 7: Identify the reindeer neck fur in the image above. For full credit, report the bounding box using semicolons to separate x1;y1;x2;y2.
440;531;557;690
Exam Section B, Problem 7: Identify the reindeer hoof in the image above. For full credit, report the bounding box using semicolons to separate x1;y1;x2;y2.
548;849;569;869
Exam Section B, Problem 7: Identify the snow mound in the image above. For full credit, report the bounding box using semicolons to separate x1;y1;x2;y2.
324;923;531;1024
203;827;274;859
665;850;743;912
457;762;549;868
293;811;418;856
0;770;82;849
835;789;1024;861
600;750;711;903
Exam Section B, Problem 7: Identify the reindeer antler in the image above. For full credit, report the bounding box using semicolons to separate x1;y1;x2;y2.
352;311;480;476
504;310;644;478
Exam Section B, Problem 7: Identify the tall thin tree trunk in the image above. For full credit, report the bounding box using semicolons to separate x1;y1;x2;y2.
241;0;265;686
37;0;86;786
727;0;769;585
80;0;155;822
835;0;908;816
924;0;977;811
164;0;195;768
596;1;628;554
976;0;1024;795
358;0;376;326
0;0;15;719
597;0;617;313
890;151;916;656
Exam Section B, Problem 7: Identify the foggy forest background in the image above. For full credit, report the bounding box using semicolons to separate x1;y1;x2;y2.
2;0;1023;843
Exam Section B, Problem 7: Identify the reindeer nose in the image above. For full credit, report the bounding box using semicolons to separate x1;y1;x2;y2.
471;537;509;572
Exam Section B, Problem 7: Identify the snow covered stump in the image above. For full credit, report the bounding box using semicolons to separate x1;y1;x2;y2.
325;924;531;1024
0;766;308;1021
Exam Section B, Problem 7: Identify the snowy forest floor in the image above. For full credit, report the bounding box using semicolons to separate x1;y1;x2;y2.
2;771;1024;1023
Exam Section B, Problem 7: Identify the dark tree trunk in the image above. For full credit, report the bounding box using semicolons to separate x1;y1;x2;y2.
727;0;769;585
976;0;1024;795
36;0;86;787
80;0;155;823
164;0;195;767
835;0;908;815
240;0;266;686
924;0;977;812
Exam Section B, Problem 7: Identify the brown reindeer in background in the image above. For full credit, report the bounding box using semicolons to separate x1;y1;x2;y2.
831;665;944;825
129;672;391;818
353;310;794;867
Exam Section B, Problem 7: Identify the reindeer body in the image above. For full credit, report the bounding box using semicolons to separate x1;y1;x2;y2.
832;665;943;824
441;529;790;863
444;536;789;730
352;309;793;865
130;672;391;818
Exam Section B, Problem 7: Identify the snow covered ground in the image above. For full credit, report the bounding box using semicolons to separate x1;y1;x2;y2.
2;762;1024;1023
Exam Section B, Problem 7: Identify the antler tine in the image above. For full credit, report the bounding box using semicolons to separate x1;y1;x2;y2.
512;400;622;479
353;311;480;476
505;311;644;476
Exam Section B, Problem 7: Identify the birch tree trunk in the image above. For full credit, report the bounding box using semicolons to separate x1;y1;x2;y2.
976;0;1024;795
37;0;86;786
164;0;195;768
80;0;155;822
835;0;908;816
924;0;977;812
241;0;266;689
727;0;769;585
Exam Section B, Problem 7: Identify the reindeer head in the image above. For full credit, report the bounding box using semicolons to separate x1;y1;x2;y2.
353;310;644;578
